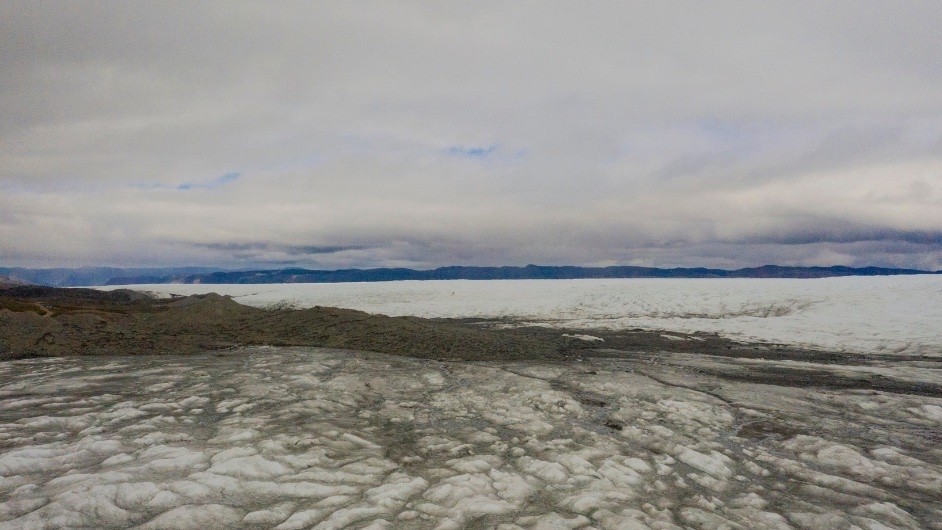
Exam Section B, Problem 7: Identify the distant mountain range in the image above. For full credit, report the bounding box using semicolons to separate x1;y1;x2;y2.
0;267;218;287
2;264;939;287
0;275;29;288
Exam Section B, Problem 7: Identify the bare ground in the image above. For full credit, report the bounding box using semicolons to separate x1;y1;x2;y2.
2;285;940;398
0;286;558;361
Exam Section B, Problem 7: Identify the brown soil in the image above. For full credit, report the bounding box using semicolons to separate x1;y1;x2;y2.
0;286;563;361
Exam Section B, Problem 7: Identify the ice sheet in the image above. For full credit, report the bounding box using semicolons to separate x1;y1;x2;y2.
1;348;939;529
105;276;942;355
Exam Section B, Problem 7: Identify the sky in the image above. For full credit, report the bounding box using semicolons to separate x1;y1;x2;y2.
2;2;942;270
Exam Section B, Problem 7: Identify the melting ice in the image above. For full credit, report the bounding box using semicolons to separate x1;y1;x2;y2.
1;348;940;529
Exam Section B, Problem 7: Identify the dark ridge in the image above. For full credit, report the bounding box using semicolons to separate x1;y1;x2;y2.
0;275;29;289
0;267;219;287
3;264;938;287
169;264;939;284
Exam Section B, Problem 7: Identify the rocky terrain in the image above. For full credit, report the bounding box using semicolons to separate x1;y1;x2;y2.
0;285;560;362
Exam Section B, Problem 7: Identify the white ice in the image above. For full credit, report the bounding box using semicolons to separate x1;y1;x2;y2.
104;276;942;356
1;349;939;529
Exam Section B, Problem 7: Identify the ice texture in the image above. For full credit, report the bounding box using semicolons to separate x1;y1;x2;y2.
107;276;942;356
2;348;940;529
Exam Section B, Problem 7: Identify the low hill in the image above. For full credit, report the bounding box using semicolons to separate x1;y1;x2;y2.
0;275;29;289
0;286;559;361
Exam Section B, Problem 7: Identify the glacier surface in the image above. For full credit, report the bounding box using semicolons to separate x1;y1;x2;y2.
109;276;942;356
2;349;940;529
5;277;937;528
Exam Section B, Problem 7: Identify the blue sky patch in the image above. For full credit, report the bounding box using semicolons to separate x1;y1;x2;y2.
447;144;499;158
177;172;241;191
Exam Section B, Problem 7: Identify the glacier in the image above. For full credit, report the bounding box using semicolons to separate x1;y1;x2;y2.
1;348;940;529
108;276;942;356
1;277;939;528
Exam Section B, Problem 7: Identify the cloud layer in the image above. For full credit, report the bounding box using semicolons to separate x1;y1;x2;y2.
2;2;942;269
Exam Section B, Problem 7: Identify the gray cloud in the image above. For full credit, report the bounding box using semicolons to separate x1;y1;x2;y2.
190;242;366;265
2;2;942;269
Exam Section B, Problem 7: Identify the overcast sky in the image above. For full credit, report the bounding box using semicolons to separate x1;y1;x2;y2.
2;2;941;270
